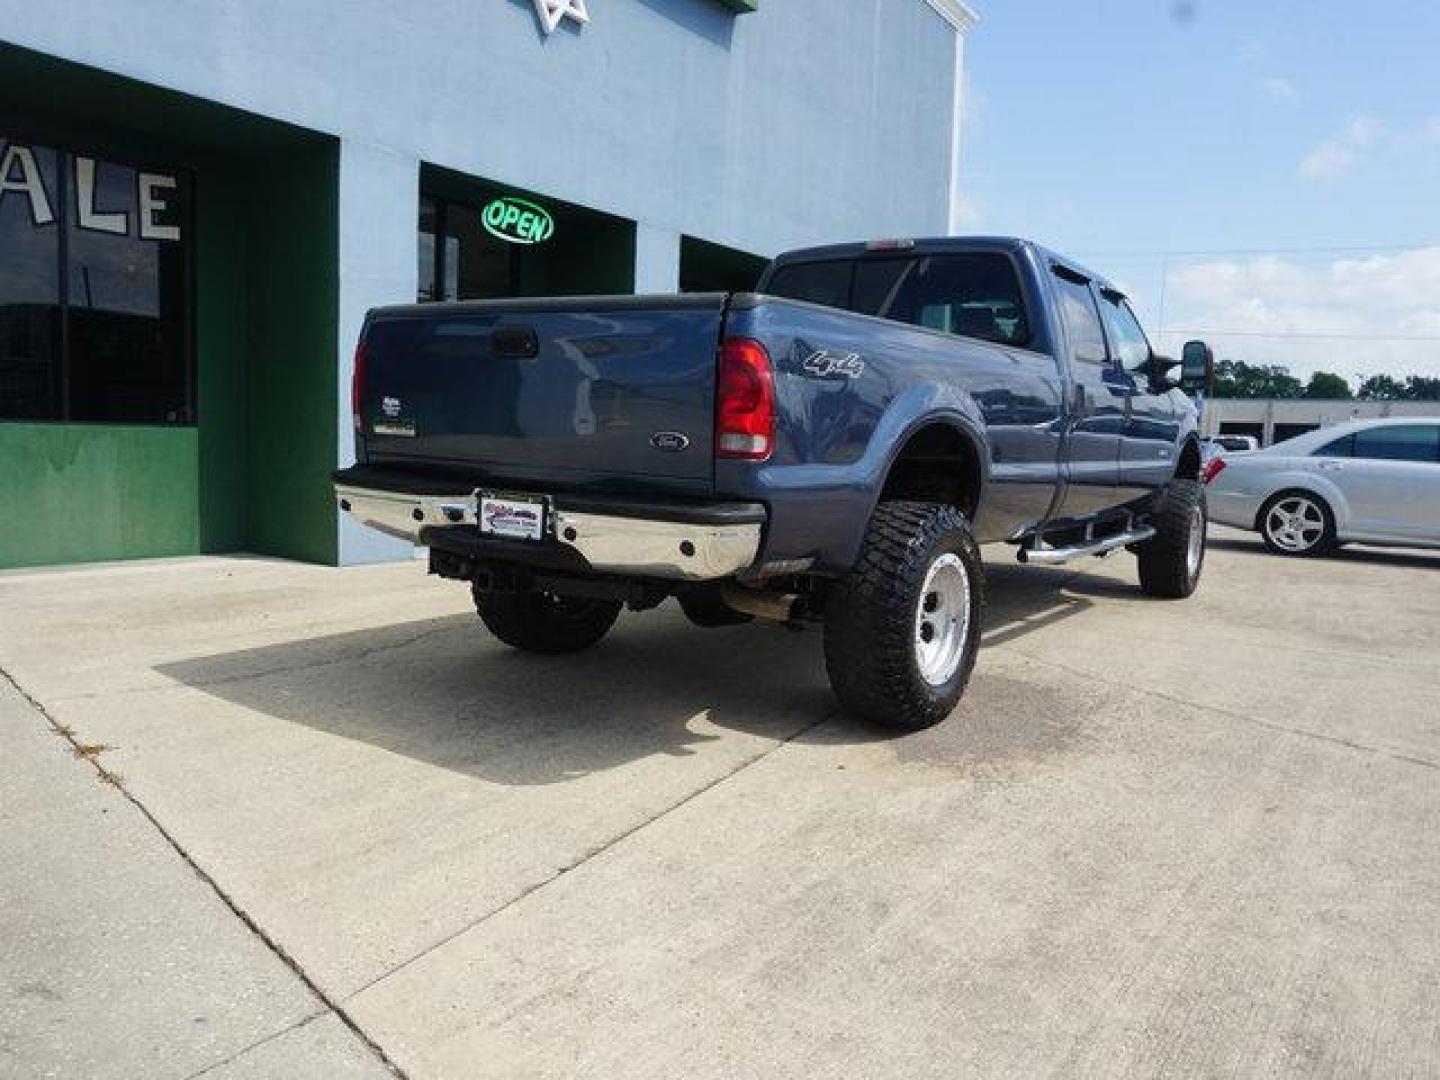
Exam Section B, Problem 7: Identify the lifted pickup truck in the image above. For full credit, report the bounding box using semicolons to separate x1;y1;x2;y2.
336;237;1211;730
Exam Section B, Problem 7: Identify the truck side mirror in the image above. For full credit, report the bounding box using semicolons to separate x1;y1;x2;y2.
1180;340;1214;394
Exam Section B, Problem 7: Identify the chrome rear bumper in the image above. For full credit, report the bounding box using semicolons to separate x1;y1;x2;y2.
335;483;763;581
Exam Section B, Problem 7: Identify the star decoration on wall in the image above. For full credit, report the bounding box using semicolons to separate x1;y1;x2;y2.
532;0;590;35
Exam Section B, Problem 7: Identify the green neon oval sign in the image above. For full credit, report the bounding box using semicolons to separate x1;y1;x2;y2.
481;196;556;245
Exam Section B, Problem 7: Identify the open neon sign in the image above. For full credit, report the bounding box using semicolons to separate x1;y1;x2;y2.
481;196;556;245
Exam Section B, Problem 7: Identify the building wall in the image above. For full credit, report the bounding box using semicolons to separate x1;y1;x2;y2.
1;1;972;568
0;0;964;257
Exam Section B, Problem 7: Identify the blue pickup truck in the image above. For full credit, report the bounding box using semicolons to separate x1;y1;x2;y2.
335;237;1211;730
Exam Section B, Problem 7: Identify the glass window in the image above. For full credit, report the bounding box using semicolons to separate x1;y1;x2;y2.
877;254;1030;346
1098;291;1152;371
1053;272;1108;365
1350;425;1440;463
418;194;516;302
418;196;438;302
0;140;60;419
1314;434;1354;457
851;258;913;317
0;137;191;424
764;260;853;310
766;252;1032;347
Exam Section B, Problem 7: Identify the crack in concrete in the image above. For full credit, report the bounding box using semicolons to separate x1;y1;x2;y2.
0;665;411;1080
342;710;837;1004
179;1008;328;1080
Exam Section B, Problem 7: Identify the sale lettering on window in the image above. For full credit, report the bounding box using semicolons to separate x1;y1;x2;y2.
0;138;191;424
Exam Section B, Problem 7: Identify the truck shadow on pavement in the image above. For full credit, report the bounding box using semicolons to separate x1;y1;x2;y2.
154;563;1117;786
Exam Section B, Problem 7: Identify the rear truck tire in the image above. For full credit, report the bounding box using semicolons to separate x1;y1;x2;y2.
1257;490;1337;557
1136;479;1207;599
473;586;622;654
823;501;984;732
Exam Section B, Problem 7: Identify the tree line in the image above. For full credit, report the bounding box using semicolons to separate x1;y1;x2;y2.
1211;360;1440;401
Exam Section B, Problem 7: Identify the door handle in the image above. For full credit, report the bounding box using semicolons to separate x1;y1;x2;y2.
1317;460;1344;471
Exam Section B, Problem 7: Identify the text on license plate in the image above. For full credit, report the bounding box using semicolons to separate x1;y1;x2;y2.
479;495;547;541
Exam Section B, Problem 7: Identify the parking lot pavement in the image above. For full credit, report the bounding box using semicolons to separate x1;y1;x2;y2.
1;528;1437;1079
0;673;393;1079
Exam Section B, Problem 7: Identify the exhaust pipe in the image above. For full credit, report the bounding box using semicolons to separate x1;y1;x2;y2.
721;584;804;623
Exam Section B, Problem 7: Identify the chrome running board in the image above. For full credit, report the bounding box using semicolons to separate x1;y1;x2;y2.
1017;525;1156;565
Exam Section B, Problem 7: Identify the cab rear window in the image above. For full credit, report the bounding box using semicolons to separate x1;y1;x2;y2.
765;253;1031;347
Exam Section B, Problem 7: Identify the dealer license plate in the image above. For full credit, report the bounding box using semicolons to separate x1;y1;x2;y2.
477;493;549;542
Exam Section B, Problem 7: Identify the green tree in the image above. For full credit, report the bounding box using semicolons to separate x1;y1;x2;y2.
1303;371;1353;399
1403;375;1440;401
1357;374;1406;400
1212;359;1303;399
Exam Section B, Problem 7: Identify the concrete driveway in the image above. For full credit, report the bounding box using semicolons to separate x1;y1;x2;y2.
2;529;1437;1078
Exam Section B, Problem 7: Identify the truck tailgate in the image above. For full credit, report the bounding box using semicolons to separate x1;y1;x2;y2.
358;297;726;495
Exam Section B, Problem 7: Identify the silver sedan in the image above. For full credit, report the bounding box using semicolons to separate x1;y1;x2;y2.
1204;418;1440;555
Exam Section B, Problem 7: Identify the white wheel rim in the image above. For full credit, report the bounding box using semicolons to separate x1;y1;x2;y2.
1264;497;1325;552
914;553;972;686
1186;505;1205;579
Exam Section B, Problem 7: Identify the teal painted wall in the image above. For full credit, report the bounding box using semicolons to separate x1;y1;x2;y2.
0;424;198;567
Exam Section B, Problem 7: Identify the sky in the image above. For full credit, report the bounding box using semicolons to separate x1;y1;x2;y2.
959;0;1440;384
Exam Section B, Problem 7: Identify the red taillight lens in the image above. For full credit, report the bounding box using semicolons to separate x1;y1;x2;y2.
351;339;368;434
1201;456;1227;484
716;338;775;460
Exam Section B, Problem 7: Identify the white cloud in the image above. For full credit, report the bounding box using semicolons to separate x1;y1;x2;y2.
1259;76;1299;103
1299;115;1384;179
1153;246;1440;382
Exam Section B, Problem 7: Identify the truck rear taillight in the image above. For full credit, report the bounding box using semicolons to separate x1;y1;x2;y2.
1201;457;1226;484
350;340;368;434
716;338;775;461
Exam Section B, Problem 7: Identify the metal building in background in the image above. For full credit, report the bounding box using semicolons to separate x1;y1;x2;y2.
1205;398;1440;447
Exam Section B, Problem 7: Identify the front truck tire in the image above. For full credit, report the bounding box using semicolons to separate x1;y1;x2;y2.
474;586;622;654
823;501;984;731
1136;478;1207;599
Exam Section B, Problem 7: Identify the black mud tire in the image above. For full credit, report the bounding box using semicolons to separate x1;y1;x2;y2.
474;587;622;654
823;501;984;732
1136;479;1207;599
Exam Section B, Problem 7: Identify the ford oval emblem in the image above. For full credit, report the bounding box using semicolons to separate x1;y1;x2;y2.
650;431;691;453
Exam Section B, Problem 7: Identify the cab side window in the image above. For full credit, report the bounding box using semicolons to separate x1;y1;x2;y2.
1052;270;1108;365
1098;291;1153;372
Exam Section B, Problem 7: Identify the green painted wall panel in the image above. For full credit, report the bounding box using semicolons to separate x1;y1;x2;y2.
243;144;339;565
0;424;198;568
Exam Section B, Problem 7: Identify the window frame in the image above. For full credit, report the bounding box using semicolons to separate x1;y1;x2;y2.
0;128;197;428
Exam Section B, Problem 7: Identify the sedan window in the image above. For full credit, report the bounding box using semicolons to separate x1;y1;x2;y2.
1314;434;1354;457
1351;425;1440;463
